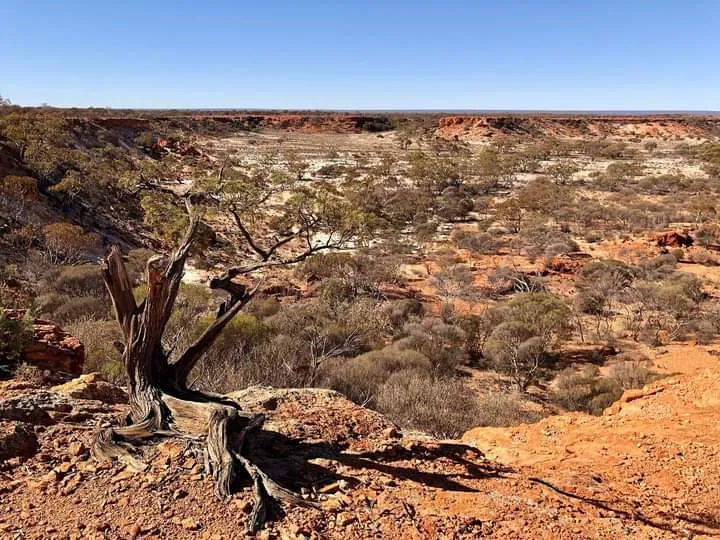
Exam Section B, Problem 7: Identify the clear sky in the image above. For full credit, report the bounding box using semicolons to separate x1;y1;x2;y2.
2;0;719;110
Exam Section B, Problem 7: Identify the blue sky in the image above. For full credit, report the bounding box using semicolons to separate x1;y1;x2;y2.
1;1;719;110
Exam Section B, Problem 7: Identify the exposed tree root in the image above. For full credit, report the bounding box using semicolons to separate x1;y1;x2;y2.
92;390;318;532
95;209;326;532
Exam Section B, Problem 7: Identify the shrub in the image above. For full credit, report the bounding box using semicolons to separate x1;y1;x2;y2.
452;230;500;255
245;295;281;319
693;319;717;345
554;363;660;415
50;296;109;325
68;317;125;384
384;298;425;331
375;370;480;438
690;249;714;266
394;317;468;374
324;348;432;406
0;175;40;219
0;310;33;373
608;361;660;391
554;366;622;415
42;223;100;264
53;265;107;298
484;292;571;391
473;392;545;427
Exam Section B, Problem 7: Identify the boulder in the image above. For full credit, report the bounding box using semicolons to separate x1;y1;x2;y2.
52;373;128;405
0;422;38;461
3;309;84;376
654;231;693;248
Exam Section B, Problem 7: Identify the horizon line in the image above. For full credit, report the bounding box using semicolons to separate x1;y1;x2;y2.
6;105;720;116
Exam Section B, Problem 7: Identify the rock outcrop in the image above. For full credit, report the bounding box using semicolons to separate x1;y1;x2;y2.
653;230;694;248
435;114;720;141
3;309;84;376
1;371;719;537
52;373;128;405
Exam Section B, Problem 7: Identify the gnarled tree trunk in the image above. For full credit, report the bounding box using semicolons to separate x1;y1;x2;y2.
92;216;317;532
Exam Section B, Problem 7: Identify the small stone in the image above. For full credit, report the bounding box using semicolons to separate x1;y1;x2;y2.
181;518;201;531
42;470;60;484
319;481;340;494
112;470;135;483
68;441;87;457
56;462;73;474
157;441;184;459
232;499;253;513
182;457;197;470
336;513;356;526
77;462;97;473
382;427;401;439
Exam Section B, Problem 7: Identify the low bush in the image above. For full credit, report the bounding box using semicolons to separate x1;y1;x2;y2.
36;293;109;325
375;369;480;438
472;392;545;427
0;309;33;373
68;317;125;384
324;347;432;406
554;366;622;415
608;361;660;390
554;362;660;415
394;317;468;375
53;265;107;297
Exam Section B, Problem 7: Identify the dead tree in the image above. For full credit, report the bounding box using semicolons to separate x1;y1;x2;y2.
92;214;341;532
92;156;372;531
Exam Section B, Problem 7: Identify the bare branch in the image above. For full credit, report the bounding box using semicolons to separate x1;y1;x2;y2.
230;209;269;260
171;281;261;387
102;246;137;340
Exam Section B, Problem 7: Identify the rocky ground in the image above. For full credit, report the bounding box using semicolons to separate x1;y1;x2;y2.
1;364;719;539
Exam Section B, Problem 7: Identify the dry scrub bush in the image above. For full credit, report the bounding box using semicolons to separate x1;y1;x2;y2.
473;392;544;428
324;348;432;407
483;292;571;391
42;223;100;264
34;264;111;324
452;229;501;255
0;175;40;220
0;310;33;374
394;317;468;375
384;298;425;331
375;369;480;438
68;317;125;384
194;298;391;393
554;363;660;415
554;366;623;415
609;360;660;391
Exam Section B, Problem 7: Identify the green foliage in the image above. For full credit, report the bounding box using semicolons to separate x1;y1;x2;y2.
68;318;125;384
325;347;432;406
484;292;571;390
395;317;468;375
0;310;33;369
554;363;660;415
42;223;100;264
375;369;481;438
141;194;191;244
506;292;572;348
554;366;623;415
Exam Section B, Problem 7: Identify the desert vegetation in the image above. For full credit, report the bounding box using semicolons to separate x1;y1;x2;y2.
3;107;720;529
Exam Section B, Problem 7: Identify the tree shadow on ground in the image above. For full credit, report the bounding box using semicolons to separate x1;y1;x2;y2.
238;429;511;496
529;476;720;537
